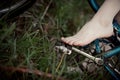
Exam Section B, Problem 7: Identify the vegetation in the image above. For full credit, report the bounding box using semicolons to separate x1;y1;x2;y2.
0;0;105;80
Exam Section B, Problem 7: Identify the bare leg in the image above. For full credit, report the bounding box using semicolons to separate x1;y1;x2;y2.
61;0;120;46
115;11;120;24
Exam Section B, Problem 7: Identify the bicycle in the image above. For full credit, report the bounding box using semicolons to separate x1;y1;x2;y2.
0;0;36;20
55;0;120;80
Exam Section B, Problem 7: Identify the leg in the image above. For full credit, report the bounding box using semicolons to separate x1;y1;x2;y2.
115;11;120;24
61;0;120;46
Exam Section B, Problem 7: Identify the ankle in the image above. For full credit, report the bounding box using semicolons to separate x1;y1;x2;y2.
91;18;113;28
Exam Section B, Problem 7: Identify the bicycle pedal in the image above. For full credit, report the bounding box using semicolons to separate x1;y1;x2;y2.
55;41;72;55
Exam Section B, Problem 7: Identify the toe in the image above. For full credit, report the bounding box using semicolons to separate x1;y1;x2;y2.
68;39;75;45
61;36;79;45
73;40;82;46
65;37;76;45
61;36;73;44
67;36;79;45
73;39;87;46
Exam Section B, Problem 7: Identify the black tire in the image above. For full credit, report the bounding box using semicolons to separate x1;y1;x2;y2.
0;0;36;19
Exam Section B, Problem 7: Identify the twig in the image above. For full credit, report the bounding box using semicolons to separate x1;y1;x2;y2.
0;66;68;80
40;0;53;21
56;53;65;72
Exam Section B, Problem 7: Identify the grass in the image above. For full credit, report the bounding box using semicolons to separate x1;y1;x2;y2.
0;0;105;80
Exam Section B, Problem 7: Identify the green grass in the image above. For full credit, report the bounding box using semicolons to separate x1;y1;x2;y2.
0;0;105;80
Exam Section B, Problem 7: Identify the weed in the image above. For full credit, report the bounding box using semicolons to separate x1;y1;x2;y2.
0;0;104;80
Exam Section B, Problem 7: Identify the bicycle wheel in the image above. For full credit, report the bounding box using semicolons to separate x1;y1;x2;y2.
0;0;36;19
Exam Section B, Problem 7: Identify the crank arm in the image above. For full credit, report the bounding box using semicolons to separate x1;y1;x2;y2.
72;47;104;65
55;41;104;65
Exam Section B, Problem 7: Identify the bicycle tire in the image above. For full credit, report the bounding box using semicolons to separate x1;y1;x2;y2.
0;0;36;19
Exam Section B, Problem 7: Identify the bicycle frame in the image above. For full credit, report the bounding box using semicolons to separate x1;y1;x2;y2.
88;0;120;80
55;41;120;80
103;47;120;80
88;0;120;79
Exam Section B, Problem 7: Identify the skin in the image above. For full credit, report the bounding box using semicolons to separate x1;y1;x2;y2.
61;0;120;46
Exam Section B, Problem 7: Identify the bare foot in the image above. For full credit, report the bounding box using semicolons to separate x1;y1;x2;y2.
61;20;114;46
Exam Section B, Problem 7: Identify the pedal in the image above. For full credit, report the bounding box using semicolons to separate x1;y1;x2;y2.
55;41;72;55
